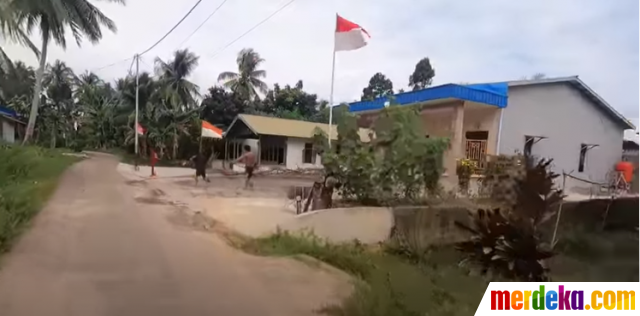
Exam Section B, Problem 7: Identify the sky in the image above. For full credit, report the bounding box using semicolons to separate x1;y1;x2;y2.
3;0;639;139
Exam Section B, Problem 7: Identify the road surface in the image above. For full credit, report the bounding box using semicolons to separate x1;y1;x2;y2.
0;154;348;316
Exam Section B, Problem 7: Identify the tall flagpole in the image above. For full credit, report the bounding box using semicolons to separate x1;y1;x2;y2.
327;14;337;148
134;54;140;155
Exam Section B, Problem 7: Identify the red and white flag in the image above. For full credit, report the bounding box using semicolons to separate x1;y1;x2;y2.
334;14;370;51
136;122;145;135
201;120;223;138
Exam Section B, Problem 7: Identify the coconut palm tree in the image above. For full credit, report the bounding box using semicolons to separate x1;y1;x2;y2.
0;61;35;103
154;49;200;109
39;60;76;147
0;0;40;56
15;0;125;144
217;48;268;100
1;0;38;101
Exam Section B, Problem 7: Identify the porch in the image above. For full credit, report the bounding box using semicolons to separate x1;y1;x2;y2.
349;83;509;189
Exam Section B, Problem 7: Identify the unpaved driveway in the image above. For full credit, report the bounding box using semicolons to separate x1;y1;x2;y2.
0;154;350;316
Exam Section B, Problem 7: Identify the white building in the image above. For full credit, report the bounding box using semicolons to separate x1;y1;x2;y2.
223;114;371;170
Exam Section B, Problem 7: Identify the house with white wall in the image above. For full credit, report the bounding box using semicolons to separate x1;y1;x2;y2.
223;114;371;170
348;76;635;194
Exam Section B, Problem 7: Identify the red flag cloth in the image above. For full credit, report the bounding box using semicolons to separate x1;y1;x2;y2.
136;122;145;135
335;15;370;51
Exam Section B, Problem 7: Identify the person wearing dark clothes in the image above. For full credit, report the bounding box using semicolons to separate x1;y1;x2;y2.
234;145;257;189
190;152;210;185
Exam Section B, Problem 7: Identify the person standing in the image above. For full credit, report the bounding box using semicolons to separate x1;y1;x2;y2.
234;145;257;189
150;149;158;177
190;151;210;185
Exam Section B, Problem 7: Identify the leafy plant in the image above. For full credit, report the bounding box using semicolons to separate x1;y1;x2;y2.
455;158;563;281
314;102;448;205
456;158;476;193
455;208;554;281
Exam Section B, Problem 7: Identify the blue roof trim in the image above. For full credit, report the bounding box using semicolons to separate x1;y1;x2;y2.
348;83;508;112
0;106;17;118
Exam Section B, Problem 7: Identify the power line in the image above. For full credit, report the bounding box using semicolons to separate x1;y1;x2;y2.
179;0;230;48
128;57;136;75
208;0;297;59
90;57;133;72
138;0;205;56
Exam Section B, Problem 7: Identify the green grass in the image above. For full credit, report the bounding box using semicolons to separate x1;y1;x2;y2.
0;144;78;253
241;230;488;316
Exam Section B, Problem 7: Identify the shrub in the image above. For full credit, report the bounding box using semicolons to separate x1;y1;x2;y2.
454;158;563;281
314;103;448;205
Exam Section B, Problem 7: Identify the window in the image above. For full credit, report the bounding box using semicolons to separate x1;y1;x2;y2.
578;143;587;172
303;143;315;164
261;144;285;164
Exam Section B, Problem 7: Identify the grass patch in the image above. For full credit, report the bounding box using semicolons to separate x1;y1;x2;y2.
0;144;78;253
241;230;488;316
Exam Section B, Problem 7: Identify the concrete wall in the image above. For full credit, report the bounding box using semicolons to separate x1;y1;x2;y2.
499;83;626;193
286;137;322;170
1;118;16;143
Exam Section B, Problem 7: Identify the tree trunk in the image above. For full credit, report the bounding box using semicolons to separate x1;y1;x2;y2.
50;126;56;149
23;34;49;145
172;132;178;160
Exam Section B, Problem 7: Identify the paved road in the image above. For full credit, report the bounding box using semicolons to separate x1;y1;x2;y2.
0;154;347;316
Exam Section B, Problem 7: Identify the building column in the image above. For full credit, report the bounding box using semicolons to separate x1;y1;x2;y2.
445;103;465;185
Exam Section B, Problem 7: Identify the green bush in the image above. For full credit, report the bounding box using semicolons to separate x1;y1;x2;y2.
314;103;448;205
0;144;77;252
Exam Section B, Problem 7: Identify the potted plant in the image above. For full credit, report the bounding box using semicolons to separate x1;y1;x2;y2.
456;158;476;193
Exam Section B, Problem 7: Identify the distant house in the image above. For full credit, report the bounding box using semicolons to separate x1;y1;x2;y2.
347;76;635;194
223;114;371;170
0;106;25;144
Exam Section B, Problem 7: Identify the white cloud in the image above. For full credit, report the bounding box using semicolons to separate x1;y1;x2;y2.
2;0;638;133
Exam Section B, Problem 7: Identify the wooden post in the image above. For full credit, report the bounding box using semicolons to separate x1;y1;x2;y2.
224;139;229;169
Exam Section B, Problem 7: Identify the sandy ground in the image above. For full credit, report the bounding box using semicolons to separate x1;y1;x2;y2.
0;154;351;316
116;163;395;243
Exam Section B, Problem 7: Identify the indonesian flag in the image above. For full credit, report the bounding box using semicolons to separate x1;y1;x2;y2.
201;120;223;138
335;14;370;51
136;122;145;135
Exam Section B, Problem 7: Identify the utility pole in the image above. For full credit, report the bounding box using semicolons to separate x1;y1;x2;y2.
134;54;140;155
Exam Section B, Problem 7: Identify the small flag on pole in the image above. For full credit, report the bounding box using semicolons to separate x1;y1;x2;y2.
136;122;145;135
201;120;223;138
334;15;370;52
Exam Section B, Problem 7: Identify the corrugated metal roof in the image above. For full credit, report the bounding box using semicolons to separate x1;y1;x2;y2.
348;83;509;113
233;114;372;141
507;76;635;130
0;106;25;125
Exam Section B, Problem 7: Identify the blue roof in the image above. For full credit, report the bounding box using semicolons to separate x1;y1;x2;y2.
0;106;17;118
348;82;509;113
